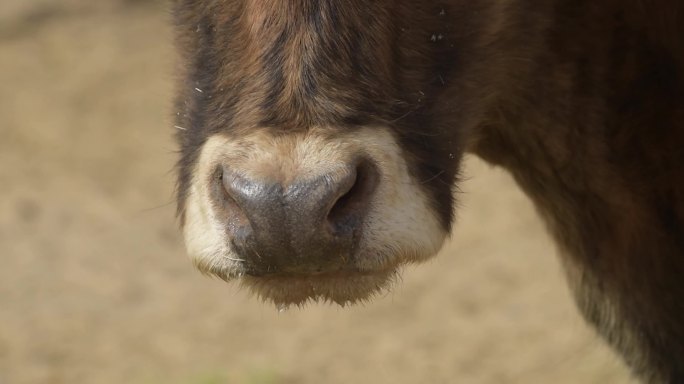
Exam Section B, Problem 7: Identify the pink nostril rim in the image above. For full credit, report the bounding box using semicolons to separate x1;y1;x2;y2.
327;159;379;234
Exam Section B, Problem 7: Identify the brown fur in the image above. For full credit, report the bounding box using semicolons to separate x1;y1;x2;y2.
173;1;684;382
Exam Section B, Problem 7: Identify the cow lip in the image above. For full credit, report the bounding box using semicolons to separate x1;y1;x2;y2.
243;267;394;279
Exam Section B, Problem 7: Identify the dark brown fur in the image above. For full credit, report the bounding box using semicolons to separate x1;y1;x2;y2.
173;1;684;382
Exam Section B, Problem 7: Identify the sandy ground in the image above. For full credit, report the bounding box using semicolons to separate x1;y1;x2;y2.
0;2;636;384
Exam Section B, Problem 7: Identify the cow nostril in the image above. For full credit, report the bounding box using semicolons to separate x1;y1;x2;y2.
216;168;252;232
327;160;379;234
219;169;240;210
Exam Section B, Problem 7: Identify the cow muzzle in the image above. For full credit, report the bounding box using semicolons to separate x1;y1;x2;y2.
181;127;448;306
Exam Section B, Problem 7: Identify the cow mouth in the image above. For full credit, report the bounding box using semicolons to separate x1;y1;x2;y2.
243;267;391;278
235;265;401;308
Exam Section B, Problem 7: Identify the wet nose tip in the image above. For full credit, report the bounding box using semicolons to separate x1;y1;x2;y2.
218;159;378;273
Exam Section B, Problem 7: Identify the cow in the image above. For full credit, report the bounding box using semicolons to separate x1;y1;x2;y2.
171;1;684;382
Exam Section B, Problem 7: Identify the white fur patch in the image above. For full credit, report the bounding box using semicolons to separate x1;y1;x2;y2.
181;126;448;305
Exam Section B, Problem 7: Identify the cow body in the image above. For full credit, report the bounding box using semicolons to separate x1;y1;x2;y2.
173;1;684;382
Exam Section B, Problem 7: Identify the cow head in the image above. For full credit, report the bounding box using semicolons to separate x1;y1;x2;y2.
173;0;505;306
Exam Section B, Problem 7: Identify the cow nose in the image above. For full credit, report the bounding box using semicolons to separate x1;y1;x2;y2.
220;160;378;274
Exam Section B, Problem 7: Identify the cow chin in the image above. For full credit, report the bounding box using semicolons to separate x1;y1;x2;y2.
180;126;449;307
239;269;400;308
198;245;438;307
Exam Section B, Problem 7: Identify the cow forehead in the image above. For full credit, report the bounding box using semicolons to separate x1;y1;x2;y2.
214;0;395;129
173;0;470;131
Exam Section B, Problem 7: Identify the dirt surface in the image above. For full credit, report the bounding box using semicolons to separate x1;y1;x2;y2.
0;2;635;384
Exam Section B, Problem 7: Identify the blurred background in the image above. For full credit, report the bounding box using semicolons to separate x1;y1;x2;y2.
0;1;635;383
